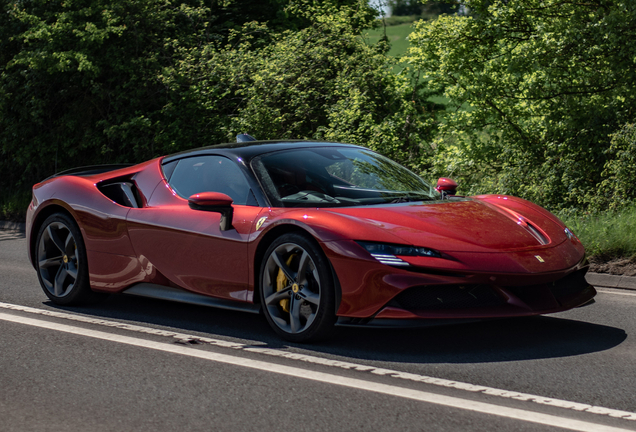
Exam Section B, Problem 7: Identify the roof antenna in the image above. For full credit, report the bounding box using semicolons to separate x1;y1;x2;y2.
236;133;256;143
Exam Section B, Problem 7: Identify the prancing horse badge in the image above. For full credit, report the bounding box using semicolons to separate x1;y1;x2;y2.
256;216;267;230
535;255;545;263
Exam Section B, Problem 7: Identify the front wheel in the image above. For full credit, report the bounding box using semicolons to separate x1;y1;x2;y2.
260;233;336;342
35;212;102;305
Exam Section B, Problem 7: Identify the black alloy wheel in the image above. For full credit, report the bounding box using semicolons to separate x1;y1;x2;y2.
260;233;336;342
35;213;101;305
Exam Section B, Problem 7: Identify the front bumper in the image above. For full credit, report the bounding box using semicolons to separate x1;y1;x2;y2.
322;239;595;322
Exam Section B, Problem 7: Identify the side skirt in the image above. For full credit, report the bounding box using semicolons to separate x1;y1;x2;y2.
123;283;261;314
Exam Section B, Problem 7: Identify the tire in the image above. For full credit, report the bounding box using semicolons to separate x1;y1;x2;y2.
260;233;337;342
35;213;103;305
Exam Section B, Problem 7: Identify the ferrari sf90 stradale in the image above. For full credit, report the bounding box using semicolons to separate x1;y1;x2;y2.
27;138;595;341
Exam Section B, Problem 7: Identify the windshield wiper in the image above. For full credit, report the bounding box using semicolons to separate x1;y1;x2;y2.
281;191;341;204
387;194;436;203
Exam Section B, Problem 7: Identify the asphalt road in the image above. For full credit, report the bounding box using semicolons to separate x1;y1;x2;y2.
1;233;635;431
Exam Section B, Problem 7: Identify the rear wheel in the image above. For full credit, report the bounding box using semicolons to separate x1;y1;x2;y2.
260;233;336;342
35;213;102;305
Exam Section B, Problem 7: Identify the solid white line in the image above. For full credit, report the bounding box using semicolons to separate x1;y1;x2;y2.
1;301;635;424
597;288;636;297
0;310;632;432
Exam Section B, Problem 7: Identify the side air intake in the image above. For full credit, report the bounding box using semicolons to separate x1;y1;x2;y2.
98;181;141;208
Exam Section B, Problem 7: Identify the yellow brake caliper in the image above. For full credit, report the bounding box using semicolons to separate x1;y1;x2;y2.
276;254;296;313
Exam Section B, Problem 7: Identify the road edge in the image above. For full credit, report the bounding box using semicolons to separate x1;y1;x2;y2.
586;273;636;291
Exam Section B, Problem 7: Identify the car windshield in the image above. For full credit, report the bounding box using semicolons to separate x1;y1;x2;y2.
251;147;440;207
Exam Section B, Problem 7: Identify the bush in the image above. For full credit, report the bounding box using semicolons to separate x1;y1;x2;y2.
407;0;636;210
595;123;636;210
161;3;440;169
1;0;437;222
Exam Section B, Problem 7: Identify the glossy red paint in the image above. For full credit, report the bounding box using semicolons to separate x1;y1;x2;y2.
126;204;259;301
320;235;588;318
435;177;458;193
321;200;569;252
88;252;148;291
27;142;595;328
188;192;233;207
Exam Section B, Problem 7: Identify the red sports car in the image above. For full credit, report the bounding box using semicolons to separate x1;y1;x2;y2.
26;139;596;341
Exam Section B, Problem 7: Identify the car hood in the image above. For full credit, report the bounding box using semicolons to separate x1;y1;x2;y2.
324;198;567;253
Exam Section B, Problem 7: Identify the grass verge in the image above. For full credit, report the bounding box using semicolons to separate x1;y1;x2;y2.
363;22;414;58
558;205;636;261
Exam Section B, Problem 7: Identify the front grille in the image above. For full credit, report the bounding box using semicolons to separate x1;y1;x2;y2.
387;267;591;313
505;284;553;309
387;284;505;311
549;269;590;301
504;269;590;308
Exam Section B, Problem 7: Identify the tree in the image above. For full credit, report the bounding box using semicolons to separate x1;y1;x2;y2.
0;0;378;197
160;2;439;167
2;0;438;221
407;0;636;210
1;0;221;187
597;123;636;209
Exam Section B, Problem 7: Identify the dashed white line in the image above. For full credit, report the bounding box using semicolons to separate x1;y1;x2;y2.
0;310;633;432
1;301;635;426
597;288;636;297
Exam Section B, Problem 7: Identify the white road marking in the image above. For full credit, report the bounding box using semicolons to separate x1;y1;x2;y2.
0;310;633;432
1;301;635;425
597;288;636;297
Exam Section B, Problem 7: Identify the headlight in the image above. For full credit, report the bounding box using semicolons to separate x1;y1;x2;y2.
564;227;579;242
356;241;441;266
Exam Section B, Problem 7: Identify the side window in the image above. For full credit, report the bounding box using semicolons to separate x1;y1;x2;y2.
168;156;253;206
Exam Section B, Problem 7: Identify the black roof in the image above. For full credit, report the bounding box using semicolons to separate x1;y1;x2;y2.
161;140;363;164
43;164;134;182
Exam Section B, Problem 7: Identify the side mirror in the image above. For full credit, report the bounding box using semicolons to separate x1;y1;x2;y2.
188;192;234;231
435;177;458;198
236;133;256;142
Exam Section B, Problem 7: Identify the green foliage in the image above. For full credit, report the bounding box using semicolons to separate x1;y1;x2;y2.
0;0;221;188
407;0;636;210
1;0;419;207
161;2;440;169
559;205;636;260
595;123;636;209
0;189;31;222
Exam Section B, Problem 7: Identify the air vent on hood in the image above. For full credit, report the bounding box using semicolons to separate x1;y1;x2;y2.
525;222;549;245
493;205;550;246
